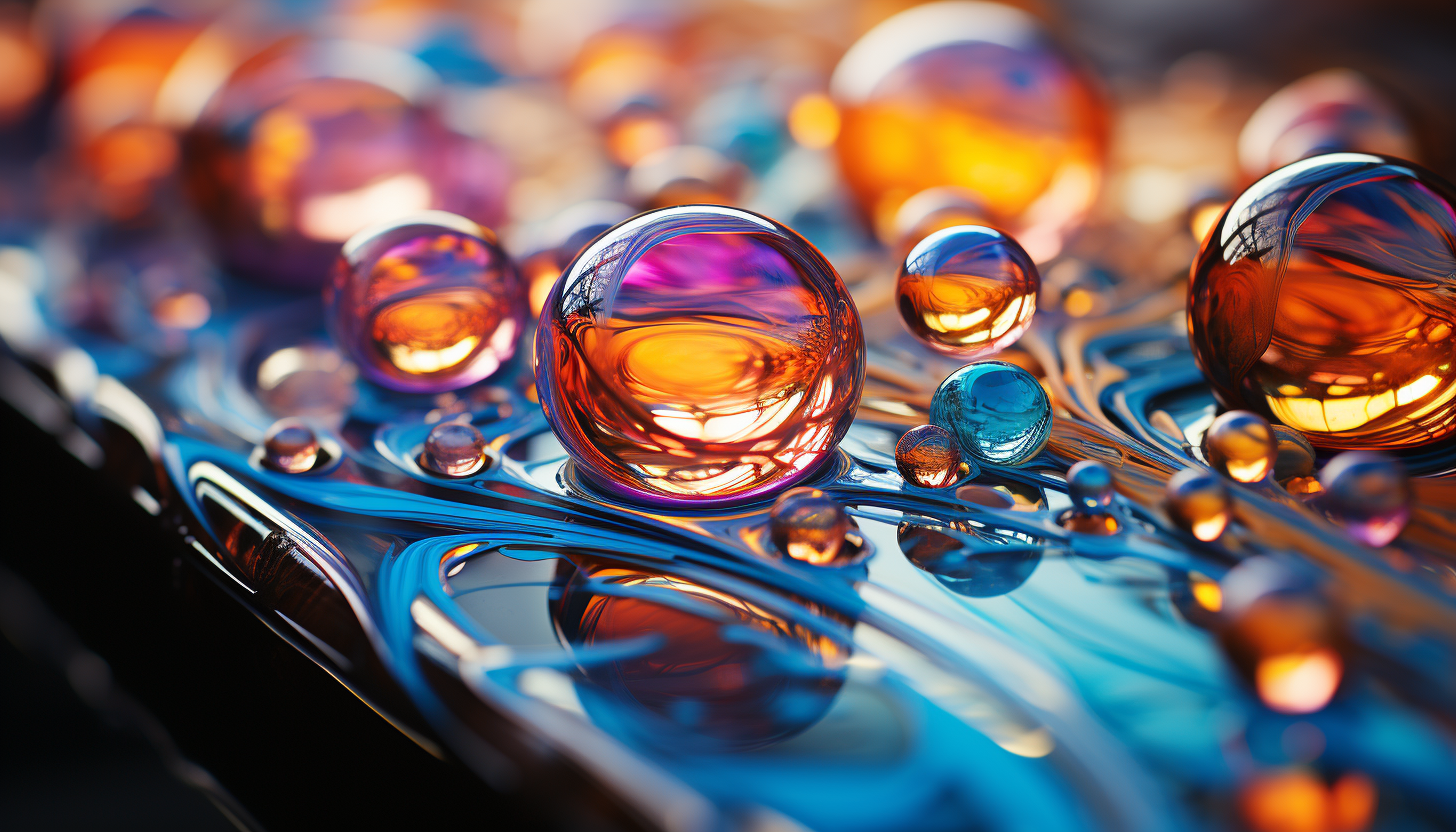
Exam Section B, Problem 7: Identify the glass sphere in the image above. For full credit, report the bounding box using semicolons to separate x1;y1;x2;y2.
534;205;866;505
326;212;523;393
1271;425;1317;482
895;424;966;488
420;421;490;477
831;1;1106;260
1203;411;1277;484
1220;558;1343;715
1165;468;1231;542
930;360;1051;466
897;226;1039;356
1318;451;1411;547
1189;153;1456;450
184;44;510;289
1066;459;1114;510
768;488;856;567
1238;69;1416;179
262;418;320;473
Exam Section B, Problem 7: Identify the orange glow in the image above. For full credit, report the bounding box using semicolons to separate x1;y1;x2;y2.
0;17;46;122
1061;512;1120;535
370;289;502;376
1189;572;1222;611
1256;648;1343;714
605;109;679;167
151;292;212;330
1189;199;1226;243
1062;287;1095;318
1285;476;1324;497
1241;770;1377;832
788;93;841;150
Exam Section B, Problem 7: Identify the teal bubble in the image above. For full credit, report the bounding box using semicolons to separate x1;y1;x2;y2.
930;361;1051;466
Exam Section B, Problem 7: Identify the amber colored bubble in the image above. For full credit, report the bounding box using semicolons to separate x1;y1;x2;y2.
1165;468;1231;541
1220;560;1344;715
326;212;523;393
262;418;320;473
769;488;855;566
1203;411;1277;483
831;2;1106;260
534;205;865;505
897;225;1039;357
895;424;964;488
1189;154;1456;450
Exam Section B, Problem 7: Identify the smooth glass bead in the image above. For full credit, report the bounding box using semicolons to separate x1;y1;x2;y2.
1189;154;1456;450
1318;451;1411;547
326;212;524;393
1066;459;1114;510
1165;468;1231;541
262;418;320;473
897;226;1039;356
1203;411;1277;484
534;205;865;505
420;421;490;477
930;360;1051;466
895;424;966;488
768;488;855;567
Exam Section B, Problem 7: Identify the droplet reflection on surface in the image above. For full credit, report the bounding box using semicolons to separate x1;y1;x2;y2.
897;519;1042;597
895;424;965;488
1203;411;1277;483
1189;154;1456;450
326;212;523;393
930;360;1051;466
1165;468;1232;542
1317;451;1411;547
420;421;489;477
769;488;855;567
262;418;320;473
534;205;866;505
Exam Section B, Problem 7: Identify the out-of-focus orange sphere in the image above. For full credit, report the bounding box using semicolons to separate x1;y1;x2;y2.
0;9;47;125
183;41;511;289
1241;770;1377;832
831;1;1106;262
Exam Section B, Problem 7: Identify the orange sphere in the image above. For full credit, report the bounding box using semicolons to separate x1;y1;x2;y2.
831;1;1106;261
1189;153;1456;450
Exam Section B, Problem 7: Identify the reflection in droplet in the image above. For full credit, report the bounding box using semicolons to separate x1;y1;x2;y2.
1203;411;1277;483
930;360;1051;466
551;561;849;751
769;488;856;567
895;424;966;488
1058;512;1120;535
327;211;523;393
420;421;489;477
1317;451;1411;547
896;226;1039;357
534;205;866;505
897;519;1042;597
1165;468;1231;541
262;418;320;473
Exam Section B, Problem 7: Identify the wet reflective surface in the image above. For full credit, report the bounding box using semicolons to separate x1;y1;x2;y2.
897;225;1039;356
535;205;866;505
1189;153;1456;450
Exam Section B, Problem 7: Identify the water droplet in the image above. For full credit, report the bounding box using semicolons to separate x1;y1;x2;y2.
1067;460;1114;510
1203;411;1276;483
1318;451;1411;546
534;205;865;505
1220;558;1343;715
1165;468;1231;541
895;424;967;488
769;488;855;567
327;212;524;393
262;418;320;473
930;361;1050;466
420;421;489;477
896;226;1039;356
